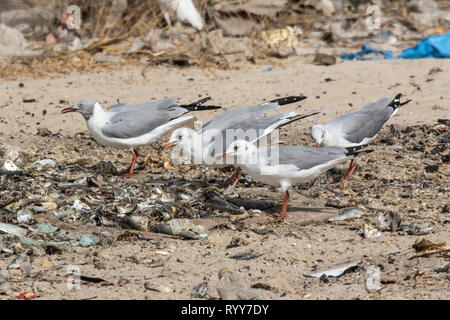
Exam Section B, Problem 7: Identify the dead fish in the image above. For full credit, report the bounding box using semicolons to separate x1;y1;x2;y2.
191;282;208;298
230;252;264;260
0;222;28;237
328;208;364;222
154;219;207;239
118;215;149;232
204;190;245;214
400;223;433;235
305;260;362;278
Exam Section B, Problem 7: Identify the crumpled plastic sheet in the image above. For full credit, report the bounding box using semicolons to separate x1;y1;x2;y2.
341;34;450;61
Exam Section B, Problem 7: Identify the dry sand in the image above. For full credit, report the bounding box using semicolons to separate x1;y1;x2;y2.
0;57;449;300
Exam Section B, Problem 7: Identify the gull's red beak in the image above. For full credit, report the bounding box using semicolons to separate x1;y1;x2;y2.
222;152;230;158
61;106;79;113
316;143;320;148
163;141;176;149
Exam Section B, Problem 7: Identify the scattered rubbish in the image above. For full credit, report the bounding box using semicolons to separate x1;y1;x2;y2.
0;223;28;237
363;223;382;239
154;219;207;239
80;274;106;283
216;268;260;300
413;239;445;252
261;26;298;49
205;190;245;214
230;252;264;260
341;44;394;61
226;237;248;249
365;265;382;293
378;212;402;231
328;208;364;222
400;223;433;235
17;209;34;225
398;34;450;59
410;239;449;259
144;282;171;293
27;159;56;172
18;291;35;300
191;282;208;298
8;253;32;276
305;260;362;278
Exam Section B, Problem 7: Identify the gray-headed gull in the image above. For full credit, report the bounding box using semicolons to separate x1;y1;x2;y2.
222;140;373;222
163;96;315;187
157;0;203;31
311;93;411;181
61;97;220;177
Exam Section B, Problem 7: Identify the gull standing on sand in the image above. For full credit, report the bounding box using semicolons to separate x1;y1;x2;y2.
163;96;315;187
311;93;411;182
222;140;372;222
62;97;220;178
157;0;203;31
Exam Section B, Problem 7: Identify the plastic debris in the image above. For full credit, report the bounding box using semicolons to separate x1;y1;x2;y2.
305;260;361;278
191;282;208;298
363;223;382;239
328;208;364;222
365;265;382;293
341;43;394;61
261;26;298;49
398;34;450;59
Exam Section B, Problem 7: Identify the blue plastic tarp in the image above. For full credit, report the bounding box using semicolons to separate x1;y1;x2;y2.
341;33;450;60
398;33;450;59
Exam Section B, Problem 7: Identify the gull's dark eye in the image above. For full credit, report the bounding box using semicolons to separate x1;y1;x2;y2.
178;135;183;140
234;145;238;151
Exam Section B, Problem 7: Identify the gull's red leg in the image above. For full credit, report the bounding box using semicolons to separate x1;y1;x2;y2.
124;149;138;178
221;167;242;188
343;159;357;180
275;190;289;223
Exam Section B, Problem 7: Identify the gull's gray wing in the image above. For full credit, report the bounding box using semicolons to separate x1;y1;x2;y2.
101;97;188;139
107;97;178;112
201;102;280;133
203;112;297;158
326;96;394;143
263;146;349;170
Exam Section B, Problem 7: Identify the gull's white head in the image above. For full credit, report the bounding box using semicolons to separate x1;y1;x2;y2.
62;99;99;121
164;127;195;150
223;140;259;165
311;124;326;147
